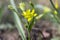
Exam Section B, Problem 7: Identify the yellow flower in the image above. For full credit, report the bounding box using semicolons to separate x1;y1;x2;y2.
55;0;59;9
19;2;25;11
54;10;58;15
44;7;51;13
22;9;37;22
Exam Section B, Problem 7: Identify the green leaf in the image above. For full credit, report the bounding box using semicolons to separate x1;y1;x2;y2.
0;4;4;23
13;12;26;40
9;0;26;40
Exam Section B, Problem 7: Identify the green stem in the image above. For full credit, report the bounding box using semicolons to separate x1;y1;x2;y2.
53;15;60;23
50;0;58;12
28;17;34;32
27;31;31;40
50;0;60;23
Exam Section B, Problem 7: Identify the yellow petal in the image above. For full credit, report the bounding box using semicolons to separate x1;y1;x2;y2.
34;13;37;17
26;9;30;13
31;9;35;14
22;11;26;16
55;0;59;9
25;16;31;19
28;18;32;22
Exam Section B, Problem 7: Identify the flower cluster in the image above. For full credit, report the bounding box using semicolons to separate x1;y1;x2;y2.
22;9;37;22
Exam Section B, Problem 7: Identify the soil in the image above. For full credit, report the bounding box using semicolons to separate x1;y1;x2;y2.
0;20;54;40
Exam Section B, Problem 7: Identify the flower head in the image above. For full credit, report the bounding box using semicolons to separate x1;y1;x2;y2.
54;10;58;15
19;2;25;11
22;9;37;22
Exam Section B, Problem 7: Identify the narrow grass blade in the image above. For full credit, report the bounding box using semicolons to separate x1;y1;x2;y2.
10;0;26;40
